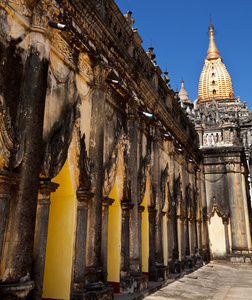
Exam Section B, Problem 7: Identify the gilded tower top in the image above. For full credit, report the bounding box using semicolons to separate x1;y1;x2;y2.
206;20;222;62
198;20;234;101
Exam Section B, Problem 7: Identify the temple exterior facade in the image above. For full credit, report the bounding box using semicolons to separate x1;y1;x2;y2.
0;1;251;300
179;21;252;262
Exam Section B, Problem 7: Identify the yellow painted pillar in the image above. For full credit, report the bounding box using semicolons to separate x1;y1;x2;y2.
107;181;121;293
43;161;75;300
141;195;149;274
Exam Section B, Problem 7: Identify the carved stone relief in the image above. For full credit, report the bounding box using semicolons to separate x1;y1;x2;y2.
0;95;24;169
40;95;81;179
160;162;169;211
137;150;151;205
174;174;183;215
185;183;191;218
103;127;127;197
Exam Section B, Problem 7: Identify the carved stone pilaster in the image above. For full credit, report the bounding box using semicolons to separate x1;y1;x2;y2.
85;65;106;292
171;200;179;260
32;180;59;300
189;219;196;256
72;190;94;297
152;126;165;269
196;220;203;255
167;212;174;261
120;202;134;277
148;206;157;280
126;98;141;276
0;24;51;298
121;202;148;293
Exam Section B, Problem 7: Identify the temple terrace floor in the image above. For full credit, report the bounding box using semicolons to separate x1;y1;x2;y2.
115;261;252;300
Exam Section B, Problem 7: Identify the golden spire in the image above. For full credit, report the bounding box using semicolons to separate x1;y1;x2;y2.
206;18;222;61
198;19;234;101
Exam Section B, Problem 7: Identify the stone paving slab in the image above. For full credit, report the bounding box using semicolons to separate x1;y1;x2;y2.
115;261;252;300
144;261;252;300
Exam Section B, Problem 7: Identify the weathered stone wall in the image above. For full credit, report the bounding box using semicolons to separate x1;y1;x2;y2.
0;0;206;299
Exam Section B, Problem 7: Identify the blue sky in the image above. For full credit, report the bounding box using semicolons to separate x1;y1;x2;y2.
115;0;252;108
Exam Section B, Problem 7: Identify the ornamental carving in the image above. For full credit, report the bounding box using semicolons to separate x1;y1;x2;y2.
76;131;94;191
160;162;169;210
91;64;106;89
194;186;200;220
208;196;229;224
225;162;236;173
174;174;182;215
53;33;75;64
32;0;59;29
137;150;151;205
186;183;193;219
9;0;32;18
78;53;93;81
0;94;24;170
40;95;81;179
103;126;127;197
204;164;226;175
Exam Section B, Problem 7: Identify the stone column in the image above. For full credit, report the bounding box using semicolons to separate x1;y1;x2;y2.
152;128;164;266
201;173;210;261
72;190;94;297
127;98;141;275
172;204;179;260
148;206;157;280
184;212;190;256
193;217;198;255
178;216;185;260
202;215;210;261
189;219;195;257
138;205;145;273
223;217;230;255
85;65;106;290
167;213;174;262
196;220;203;255
120;202;134;277
32;180;59;300
0;25;51;298
0;171;18;261
101;197;114;283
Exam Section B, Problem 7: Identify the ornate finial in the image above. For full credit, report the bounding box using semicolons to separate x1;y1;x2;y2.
146;42;156;60
163;63;170;84
206;18;222;61
124;10;135;27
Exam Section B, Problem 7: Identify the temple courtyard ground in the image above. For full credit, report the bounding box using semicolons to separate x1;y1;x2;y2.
115;261;252;300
